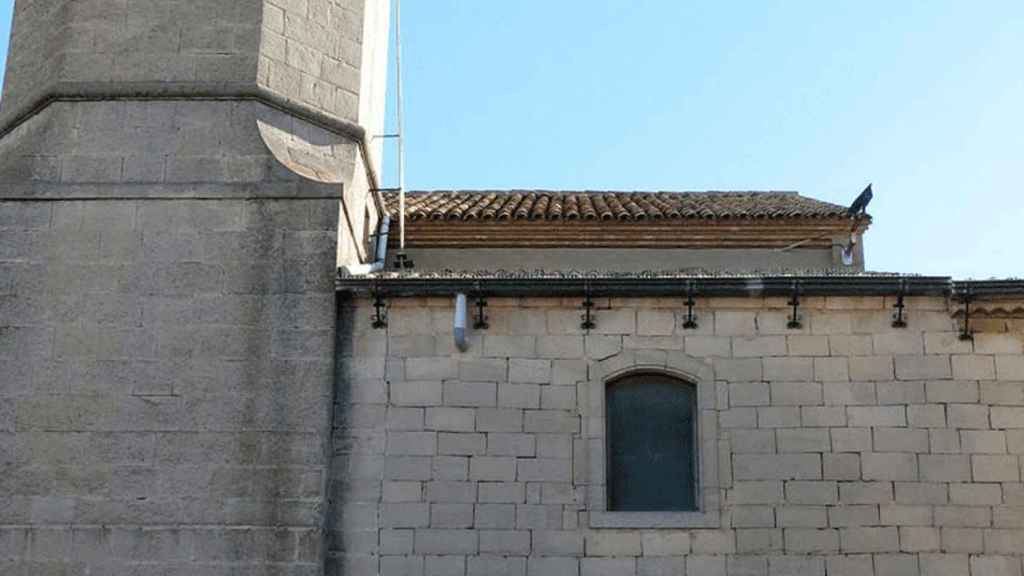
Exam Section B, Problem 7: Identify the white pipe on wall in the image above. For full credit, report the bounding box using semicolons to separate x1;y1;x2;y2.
454;293;469;351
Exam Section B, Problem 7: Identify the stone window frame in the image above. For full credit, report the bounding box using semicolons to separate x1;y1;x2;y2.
583;350;721;528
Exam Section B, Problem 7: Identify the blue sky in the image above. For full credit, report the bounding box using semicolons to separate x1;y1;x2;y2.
2;1;1022;278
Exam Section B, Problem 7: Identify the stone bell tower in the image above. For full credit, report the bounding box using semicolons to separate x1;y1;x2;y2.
0;0;389;573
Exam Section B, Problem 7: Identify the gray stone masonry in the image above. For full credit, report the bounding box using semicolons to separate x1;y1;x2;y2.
334;295;1024;575
0;1;388;574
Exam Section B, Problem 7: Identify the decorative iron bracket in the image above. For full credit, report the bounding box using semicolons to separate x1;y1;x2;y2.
371;285;388;329
473;288;489;330
683;281;698;330
891;281;907;328
581;283;596;330
787;281;803;329
959;288;974;341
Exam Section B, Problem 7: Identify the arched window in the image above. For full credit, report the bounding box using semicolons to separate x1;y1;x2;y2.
606;372;697;511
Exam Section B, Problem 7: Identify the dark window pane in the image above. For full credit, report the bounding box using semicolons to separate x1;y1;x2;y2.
606;373;696;511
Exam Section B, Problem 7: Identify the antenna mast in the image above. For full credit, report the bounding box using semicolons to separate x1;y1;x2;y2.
393;0;413;268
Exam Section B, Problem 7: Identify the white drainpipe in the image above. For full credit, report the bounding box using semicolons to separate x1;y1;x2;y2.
454;293;469;351
339;215;390;276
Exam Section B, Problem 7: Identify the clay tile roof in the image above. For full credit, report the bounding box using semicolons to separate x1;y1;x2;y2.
384;190;857;223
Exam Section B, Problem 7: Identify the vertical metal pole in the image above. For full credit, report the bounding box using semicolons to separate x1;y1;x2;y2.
395;0;406;252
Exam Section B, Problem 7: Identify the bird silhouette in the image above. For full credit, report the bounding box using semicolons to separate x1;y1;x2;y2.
847;184;873;217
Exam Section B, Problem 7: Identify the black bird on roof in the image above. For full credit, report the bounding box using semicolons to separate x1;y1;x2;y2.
847;184;873;217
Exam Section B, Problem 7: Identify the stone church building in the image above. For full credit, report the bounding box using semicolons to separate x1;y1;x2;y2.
1;1;1023;576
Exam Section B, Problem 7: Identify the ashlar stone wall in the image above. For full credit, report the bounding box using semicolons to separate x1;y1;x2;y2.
332;294;1024;576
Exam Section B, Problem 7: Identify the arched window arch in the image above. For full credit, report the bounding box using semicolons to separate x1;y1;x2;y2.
606;371;697;511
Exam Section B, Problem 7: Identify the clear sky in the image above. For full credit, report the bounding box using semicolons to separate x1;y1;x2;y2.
1;1;1021;278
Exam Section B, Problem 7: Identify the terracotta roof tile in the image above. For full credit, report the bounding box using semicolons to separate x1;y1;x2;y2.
384;190;857;222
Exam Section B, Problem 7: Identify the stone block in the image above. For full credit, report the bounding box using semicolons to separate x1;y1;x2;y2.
972;455;1020;482
874;554;919;576
982;382;1024;406
969;556;1021;576
881;504;933;526
536;336;584;359
430;503;474;528
828;505;879;527
788;335;830;356
974;334;1024;355
714;358;764;381
840;526;899;553
406;357;458;381
839;482;893;504
767;556;824;576
996;356;1024;381
392;381;444;407
424;481;475;503
849;356;895;381
438;433;485;456
925;332;973;355
940;528;983;553
908;405;946;428
815;357;850;382
823;453;862;480
826;555;874;576
758;407;801;428
426;407;475;432
640;531;690;556
899;526;940;552
824;381;877;405
585;530;642;556
764;358;814;382
432;456;469;481
413;529;477;555
469;555;526;576
877;381;926;405
483;336;536;358
686;335;731;357
733;454;821;480
992;407;1024;429
734;336;787;358
475;409;523;432
715;311;757;335
509;359;551;384
523;410;577;434
894;482;948;505
516;504;562;530
444;382;497;407
918;554;968;576
947;404;989;429
832;428;872;452
873;428;929;453
873;333;924;355
517;458;571;483
479;530;530;555
778;505;828;527
470;457;516;481
731;382;771;406
732;429;776;453
688;555;727;576
960;430;1006;454
847;406;906;428
777;430;830;453
770;382;822;405
862;453;918;481
949;483;1002;506
387;432;437;456
737;528;782;553
920;455;971;482
540;386;576;411
459;359;508;382
926;381;979;404
637;309;675;336
802;406;847;427
784;528;838;553
551;359;588;385
581;558;636;576
895;356;952;381
731;481;785;504
785;479;837;506
499;384;541;409
951;356;996;381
